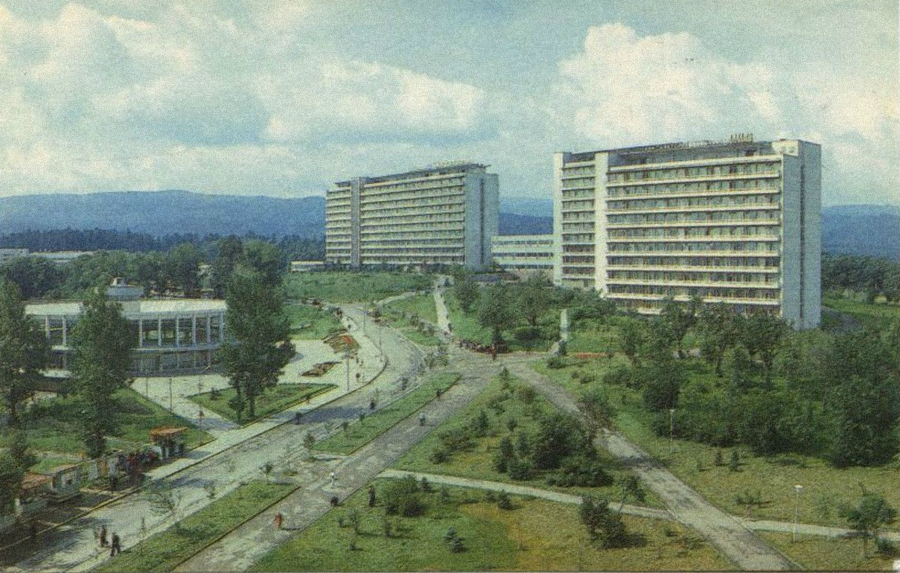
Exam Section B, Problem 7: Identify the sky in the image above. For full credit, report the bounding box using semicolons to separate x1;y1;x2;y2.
0;0;897;207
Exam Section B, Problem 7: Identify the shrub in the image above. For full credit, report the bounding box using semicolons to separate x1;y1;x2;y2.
443;527;458;543
580;495;628;548
603;366;640;388
470;410;490;436
516;432;532;458
548;454;613;487
419;477;432;493
507;458;533;481
449;536;465;553
439;427;475;452
347;509;361;534
382;516;394;538
383;476;426;517
497;491;514;510
875;537;896;556
729;450;740;472
430;448;449;464
546;356;565;369
517;385;537;405
714;450;724;466
439;486;451;505
506;417;518;432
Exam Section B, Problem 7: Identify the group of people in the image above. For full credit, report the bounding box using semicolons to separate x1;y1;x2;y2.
96;525;122;557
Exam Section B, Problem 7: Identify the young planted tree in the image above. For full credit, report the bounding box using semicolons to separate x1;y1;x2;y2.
518;275;549;328
840;492;897;558
220;271;295;421
577;387;615;440
70;291;135;458
740;313;788;382
0;279;50;427
579;495;628;548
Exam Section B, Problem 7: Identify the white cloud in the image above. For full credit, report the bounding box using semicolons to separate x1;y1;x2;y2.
551;23;899;205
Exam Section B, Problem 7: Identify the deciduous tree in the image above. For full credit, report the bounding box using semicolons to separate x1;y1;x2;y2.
0;279;49;427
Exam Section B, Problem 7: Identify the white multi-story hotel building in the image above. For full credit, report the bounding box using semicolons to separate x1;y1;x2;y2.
491;235;555;277
553;137;821;329
325;163;499;270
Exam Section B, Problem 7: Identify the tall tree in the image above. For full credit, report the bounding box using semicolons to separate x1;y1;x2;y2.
659;296;700;359
698;304;740;376
740;313;787;382
0;452;23;517
518;275;549;328
70;291;135;458
242;240;284;288
220;271;294;421
477;284;517;351
210;236;245;298
0;256;64;299
0;279;49;427
454;276;479;314
620;319;645;367
165;244;202;295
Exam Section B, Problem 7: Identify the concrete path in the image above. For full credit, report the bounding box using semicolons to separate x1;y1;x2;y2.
560;308;570;343
378;469;671;521
506;359;798;572
6;305;415;573
175;346;503;572
433;280;451;335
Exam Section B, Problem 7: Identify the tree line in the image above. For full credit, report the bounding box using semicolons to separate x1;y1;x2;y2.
822;254;900;302
0;235;319;301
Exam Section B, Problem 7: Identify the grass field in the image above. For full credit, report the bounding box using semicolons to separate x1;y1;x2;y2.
533;357;900;529
285;272;432;304
252;481;730;572
314;372;460;454
8;389;211;463
394;373;661;505
759;531;898;571
822;295;899;332
379;294;442;346
189;383;333;424
285;303;343;340
96;481;296;573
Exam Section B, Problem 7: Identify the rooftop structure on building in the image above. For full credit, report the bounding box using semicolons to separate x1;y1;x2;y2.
553;136;821;329
326;163;499;271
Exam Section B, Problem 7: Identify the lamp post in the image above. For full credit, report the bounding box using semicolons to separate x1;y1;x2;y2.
344;352;351;392
792;484;804;542
669;408;675;454
168;377;173;412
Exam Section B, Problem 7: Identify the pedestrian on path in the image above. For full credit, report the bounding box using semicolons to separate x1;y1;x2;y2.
274;512;283;530
110;532;121;556
99;525;108;548
330;471;336;487
419;413;426;426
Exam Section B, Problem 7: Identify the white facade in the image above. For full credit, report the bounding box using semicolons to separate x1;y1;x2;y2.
553;138;821;329
26;299;227;374
0;248;29;265
325;163;499;270
490;235;555;276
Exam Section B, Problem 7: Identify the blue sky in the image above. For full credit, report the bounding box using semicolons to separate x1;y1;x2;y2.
0;0;896;206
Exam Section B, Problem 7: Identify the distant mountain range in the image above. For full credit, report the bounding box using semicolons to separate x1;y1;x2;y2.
1;191;896;259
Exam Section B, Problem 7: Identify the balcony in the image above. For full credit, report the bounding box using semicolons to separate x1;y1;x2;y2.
606;187;780;202
607;171;781;188
606;278;780;289
606;219;780;230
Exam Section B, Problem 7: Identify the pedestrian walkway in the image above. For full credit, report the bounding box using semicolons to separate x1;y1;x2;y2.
507;360;798;572
378;469;671;521
433;278;451;335
175;347;500;572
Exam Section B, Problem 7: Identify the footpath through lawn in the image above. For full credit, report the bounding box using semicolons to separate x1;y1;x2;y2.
251;480;730;572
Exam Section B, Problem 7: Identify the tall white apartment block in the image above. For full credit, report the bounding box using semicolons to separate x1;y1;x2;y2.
553;137;821;329
326;163;499;270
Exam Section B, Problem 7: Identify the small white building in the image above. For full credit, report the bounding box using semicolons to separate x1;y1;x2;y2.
290;260;325;273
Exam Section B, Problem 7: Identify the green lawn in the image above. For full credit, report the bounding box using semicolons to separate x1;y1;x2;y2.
533;357;900;529
822;295;899;332
759;531;899;571
8;389;211;463
379;294;442;347
252;481;730;572
96;481;296;573
285;303;343;340
314;372;460;454
189;383;334;424
394;372;661;505
285;272;432;304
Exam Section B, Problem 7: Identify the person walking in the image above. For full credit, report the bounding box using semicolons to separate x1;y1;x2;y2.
110;532;121;556
419;412;426;426
367;485;376;508
99;525;108;548
330;471;336;487
274;512;283;530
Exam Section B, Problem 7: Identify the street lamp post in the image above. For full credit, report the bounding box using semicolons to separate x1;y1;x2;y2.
168;377;173;412
344;353;351;392
669;408;675;454
792;484;804;542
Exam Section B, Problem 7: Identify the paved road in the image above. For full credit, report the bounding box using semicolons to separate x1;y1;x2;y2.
176;346;503;572
6;305;420;573
506;358;798;571
432;277;451;335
